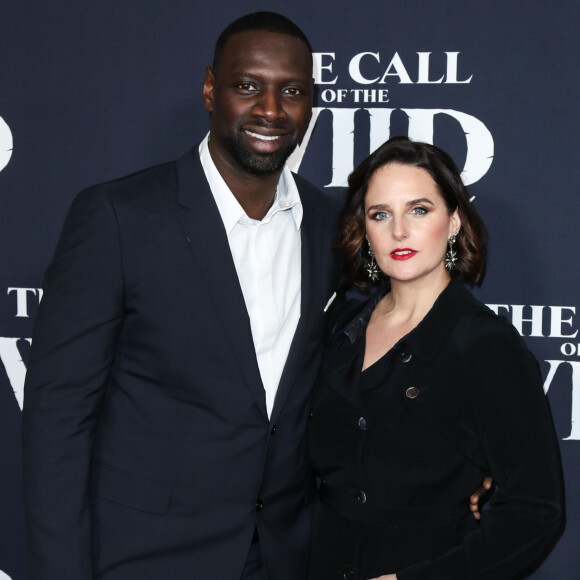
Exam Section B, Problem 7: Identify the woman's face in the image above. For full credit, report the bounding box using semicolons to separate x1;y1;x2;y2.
364;162;460;286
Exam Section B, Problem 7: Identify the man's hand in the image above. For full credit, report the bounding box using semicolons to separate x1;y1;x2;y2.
470;476;493;520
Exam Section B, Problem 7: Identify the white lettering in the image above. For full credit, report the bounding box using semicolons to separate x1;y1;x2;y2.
368;108;395;153
445;52;473;84
292;107;494;187
561;343;576;356
544;360;580;440
312;53;338;85
0;116;13;172
417;52;444;84
348;52;381;84
324;108;360;187
287;107;324;173
486;304;510;317
404;108;494;185
7;287;42;318
0;337;31;410
550;306;578;338
510;305;545;337
321;89;337;103
379;52;413;84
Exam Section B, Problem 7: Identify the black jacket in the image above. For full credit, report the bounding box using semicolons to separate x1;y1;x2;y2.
308;281;563;580
22;147;342;580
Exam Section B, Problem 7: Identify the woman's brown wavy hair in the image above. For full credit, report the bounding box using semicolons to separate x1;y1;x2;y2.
340;136;487;290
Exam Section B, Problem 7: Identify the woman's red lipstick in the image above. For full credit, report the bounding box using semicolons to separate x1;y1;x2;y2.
390;248;417;261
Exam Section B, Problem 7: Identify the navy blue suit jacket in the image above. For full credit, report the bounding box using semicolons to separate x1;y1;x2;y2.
23;147;342;579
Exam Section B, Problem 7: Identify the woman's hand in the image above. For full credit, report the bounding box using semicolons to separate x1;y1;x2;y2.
470;475;493;519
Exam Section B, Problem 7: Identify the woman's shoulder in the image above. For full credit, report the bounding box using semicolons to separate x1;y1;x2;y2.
451;286;538;370
453;288;521;343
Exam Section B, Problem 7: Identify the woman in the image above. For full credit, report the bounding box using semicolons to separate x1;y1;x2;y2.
308;137;563;580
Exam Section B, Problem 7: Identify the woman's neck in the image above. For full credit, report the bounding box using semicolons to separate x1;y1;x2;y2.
378;271;452;327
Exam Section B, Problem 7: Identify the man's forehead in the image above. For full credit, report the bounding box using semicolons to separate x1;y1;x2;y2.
219;30;312;68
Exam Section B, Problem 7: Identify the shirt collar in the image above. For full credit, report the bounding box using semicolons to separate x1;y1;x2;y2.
199;133;303;234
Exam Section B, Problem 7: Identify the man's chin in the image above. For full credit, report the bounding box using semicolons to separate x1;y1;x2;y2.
238;150;294;176
225;137;295;176
242;157;287;176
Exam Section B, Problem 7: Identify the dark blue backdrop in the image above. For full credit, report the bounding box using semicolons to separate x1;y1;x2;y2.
2;1;579;578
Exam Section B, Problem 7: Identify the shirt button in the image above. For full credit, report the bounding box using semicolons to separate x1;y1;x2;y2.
255;499;263;511
405;386;420;399
343;568;355;580
400;351;412;363
356;490;367;504
357;417;367;431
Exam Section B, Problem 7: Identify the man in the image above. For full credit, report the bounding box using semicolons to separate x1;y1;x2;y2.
23;12;342;580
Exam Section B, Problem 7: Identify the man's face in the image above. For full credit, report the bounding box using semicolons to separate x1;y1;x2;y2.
203;30;313;176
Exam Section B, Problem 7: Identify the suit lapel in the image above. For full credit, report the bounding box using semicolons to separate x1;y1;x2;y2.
174;150;268;419
269;194;320;424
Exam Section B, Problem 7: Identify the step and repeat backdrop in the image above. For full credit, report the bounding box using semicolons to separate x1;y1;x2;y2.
1;1;579;578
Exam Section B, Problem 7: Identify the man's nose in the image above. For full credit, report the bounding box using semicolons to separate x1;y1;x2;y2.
253;90;285;121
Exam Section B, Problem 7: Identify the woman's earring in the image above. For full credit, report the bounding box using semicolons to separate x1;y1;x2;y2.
444;234;458;270
366;238;381;281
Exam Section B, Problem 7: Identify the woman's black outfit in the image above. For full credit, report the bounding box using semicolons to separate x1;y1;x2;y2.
308;281;562;580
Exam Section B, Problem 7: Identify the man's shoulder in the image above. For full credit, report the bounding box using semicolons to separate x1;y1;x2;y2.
292;172;343;215
88;158;179;198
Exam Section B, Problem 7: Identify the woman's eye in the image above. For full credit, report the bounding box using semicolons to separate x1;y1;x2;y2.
372;211;389;220
411;206;428;215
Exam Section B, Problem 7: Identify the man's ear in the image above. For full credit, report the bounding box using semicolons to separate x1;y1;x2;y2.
203;66;215;113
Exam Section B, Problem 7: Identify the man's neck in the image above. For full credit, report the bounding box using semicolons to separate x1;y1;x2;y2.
208;141;281;221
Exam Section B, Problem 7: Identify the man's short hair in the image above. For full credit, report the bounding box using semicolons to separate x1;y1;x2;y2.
212;12;312;72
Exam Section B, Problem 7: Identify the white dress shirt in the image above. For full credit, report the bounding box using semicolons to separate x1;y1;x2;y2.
199;135;302;418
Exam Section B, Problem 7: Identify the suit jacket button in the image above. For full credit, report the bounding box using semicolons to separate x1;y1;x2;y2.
255;499;263;511
271;424;277;435
356;490;367;504
400;351;412;363
357;416;367;431
343;567;355;580
405;386;420;399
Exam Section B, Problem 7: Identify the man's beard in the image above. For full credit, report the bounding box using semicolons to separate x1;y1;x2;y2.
224;130;297;176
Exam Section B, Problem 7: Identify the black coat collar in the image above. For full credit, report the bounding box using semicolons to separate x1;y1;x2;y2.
340;280;474;363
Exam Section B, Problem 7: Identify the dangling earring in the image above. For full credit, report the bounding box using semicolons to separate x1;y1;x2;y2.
366;237;381;281
444;234;458;270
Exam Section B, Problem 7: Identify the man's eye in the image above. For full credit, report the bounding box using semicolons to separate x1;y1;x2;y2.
283;87;302;96
238;83;257;92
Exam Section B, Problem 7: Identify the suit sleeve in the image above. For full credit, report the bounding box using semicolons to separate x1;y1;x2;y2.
398;315;563;580
22;187;125;580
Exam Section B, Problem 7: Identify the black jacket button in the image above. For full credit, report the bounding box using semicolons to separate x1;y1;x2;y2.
357;416;367;431
343;567;355;580
405;386;420;399
255;499;263;511
400;351;412;363
270;424;277;435
356;490;367;503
